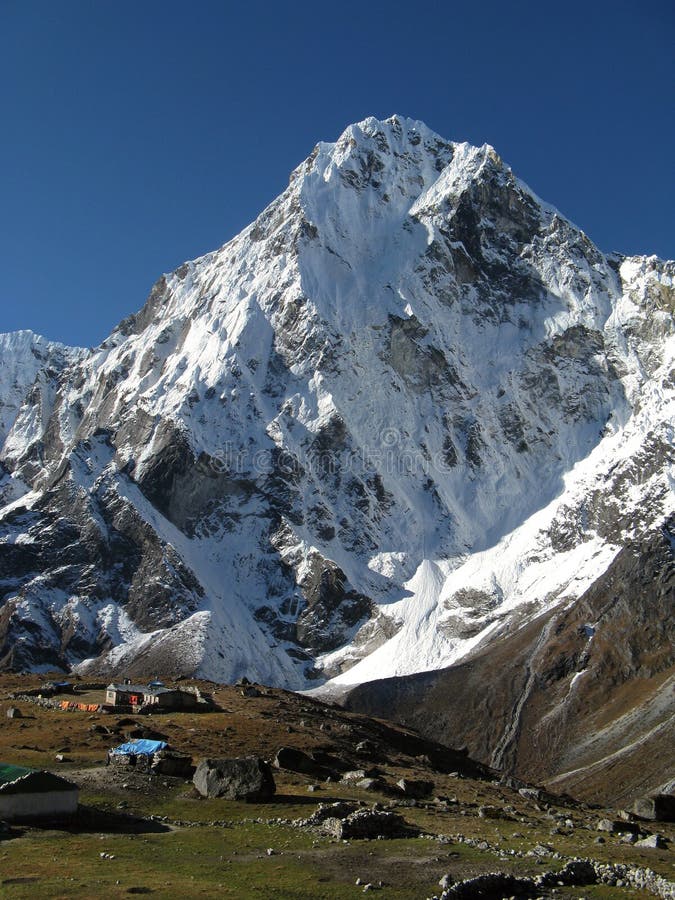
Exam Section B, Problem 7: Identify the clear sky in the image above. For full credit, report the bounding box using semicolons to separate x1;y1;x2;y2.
1;0;673;347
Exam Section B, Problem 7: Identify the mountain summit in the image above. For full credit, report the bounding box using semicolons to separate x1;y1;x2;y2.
0;116;673;701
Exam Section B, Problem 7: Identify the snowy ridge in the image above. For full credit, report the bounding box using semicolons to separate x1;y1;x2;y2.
0;330;87;450
0;115;673;688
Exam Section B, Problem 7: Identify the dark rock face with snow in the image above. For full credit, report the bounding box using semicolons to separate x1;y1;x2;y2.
0;117;672;723
345;516;674;804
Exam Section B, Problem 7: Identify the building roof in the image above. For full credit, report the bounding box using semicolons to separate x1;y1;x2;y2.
0;764;33;787
108;683;170;696
110;739;168;756
0;765;78;794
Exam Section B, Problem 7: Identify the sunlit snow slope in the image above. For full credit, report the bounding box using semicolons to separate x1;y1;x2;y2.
0;116;673;688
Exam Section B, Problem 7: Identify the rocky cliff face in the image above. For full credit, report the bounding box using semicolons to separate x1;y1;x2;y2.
0;117;672;700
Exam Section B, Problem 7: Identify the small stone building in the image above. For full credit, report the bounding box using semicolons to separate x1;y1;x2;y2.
107;740;193;777
105;682;201;712
0;765;79;821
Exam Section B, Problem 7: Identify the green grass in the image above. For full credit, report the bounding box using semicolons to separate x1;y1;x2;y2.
0;822;469;899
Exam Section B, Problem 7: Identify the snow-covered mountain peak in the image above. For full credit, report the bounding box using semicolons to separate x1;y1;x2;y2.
0;117;672;692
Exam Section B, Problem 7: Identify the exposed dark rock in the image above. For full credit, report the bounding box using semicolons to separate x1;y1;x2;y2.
193;756;276;801
272;746;332;779
295;553;372;653
395;778;434;799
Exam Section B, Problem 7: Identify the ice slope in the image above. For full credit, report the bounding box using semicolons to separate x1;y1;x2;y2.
0;116;673;686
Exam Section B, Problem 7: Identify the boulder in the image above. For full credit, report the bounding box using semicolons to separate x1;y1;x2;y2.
6;707;22;719
635;833;668;849
355;778;383;792
272;746;329;778
341;769;368;782
193;757;275;800
633;794;675;822
597;818;631;833
396;778;434;799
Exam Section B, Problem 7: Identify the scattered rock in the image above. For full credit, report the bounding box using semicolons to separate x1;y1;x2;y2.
478;805;504;820
193;757;276;801
341;770;368;782
321;809;408;840
355;740;378;756
531;843;553;855
635;833;668;849
297;801;359;827
240;686;261;698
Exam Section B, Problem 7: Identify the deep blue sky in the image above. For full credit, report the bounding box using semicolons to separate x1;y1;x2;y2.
1;0;673;347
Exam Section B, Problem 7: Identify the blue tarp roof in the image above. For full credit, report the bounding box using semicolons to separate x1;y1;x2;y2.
110;739;167;756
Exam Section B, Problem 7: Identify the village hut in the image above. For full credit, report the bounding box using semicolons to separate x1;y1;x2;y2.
0;764;79;821
105;682;201;712
107;739;193;776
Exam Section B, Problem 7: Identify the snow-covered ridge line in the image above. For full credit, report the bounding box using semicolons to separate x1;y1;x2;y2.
0;329;88;451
